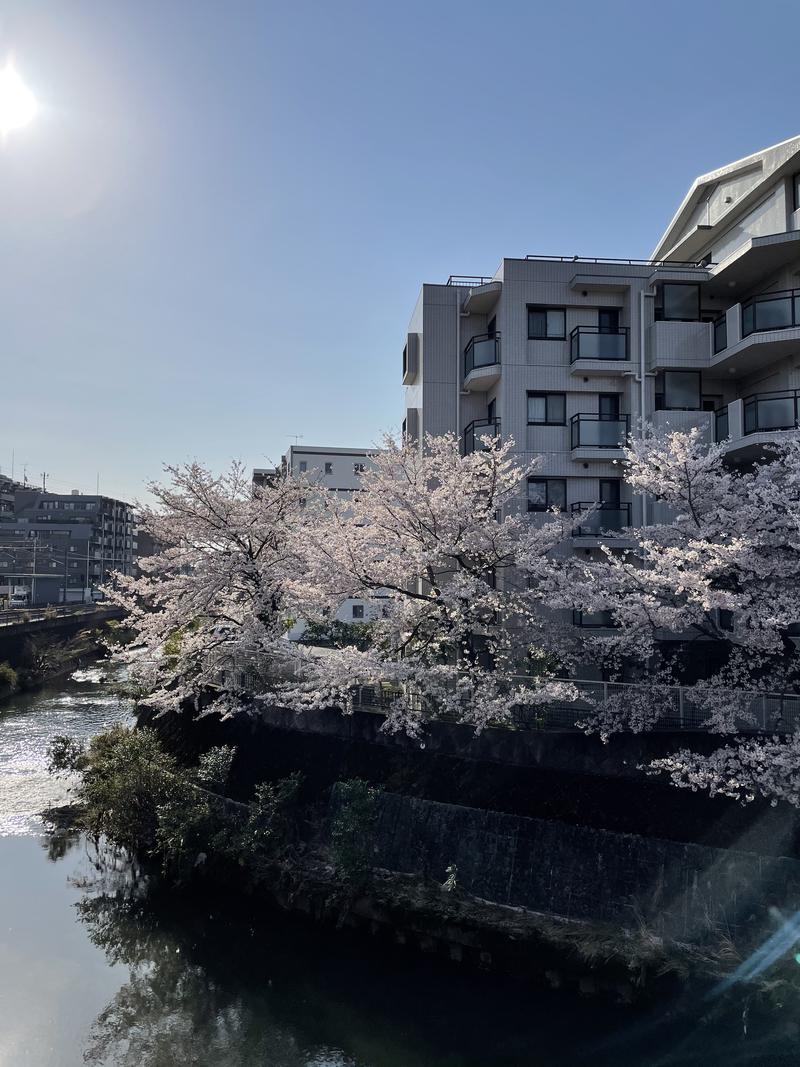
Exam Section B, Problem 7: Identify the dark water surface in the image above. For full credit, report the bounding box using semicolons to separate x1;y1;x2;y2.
0;669;798;1066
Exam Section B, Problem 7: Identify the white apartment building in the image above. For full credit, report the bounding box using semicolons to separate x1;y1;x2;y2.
403;136;800;629
254;444;383;636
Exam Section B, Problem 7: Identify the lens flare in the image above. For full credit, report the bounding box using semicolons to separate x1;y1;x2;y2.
0;62;37;135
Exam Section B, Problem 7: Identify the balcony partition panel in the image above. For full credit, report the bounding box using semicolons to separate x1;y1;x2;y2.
714;406;729;442
713;314;727;354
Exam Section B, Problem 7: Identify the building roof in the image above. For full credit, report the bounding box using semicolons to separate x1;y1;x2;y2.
651;135;800;261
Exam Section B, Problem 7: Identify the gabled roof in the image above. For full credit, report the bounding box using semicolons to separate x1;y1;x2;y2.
651;135;800;261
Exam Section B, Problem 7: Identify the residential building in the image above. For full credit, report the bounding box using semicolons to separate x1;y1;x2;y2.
402;135;800;623
0;490;136;604
253;445;384;636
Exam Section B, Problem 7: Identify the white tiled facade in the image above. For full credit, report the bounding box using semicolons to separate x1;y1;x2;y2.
403;136;800;556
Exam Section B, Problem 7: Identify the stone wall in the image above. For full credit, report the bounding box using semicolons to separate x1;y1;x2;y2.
346;789;800;940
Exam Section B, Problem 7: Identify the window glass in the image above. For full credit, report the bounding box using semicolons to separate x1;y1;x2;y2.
352;604;364;620
528;306;565;339
324;462;333;474
794;172;800;213
527;478;566;511
299;461;307;473
662;284;700;321
660;370;701;410
527;393;565;424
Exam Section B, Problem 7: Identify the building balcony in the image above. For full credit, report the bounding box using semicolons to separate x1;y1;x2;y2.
648;319;711;371
463;332;501;392
569;327;629;375
715;391;800;459
570;501;631;539
570;413;629;457
710;288;800;374
462;418;501;456
741;287;800;337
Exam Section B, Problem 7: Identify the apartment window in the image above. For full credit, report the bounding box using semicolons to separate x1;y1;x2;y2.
660;283;700;322
527;478;566;512
528;306;566;340
352;604;364;620
527;392;566;425
324;462;333;475
299;461;307;473
794;172;800;213
354;463;366;474
655;370;702;411
598;308;619;333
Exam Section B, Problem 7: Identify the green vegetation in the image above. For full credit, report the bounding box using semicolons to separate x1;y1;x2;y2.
298;620;374;650
0;661;18;697
329;778;379;881
47;726;302;885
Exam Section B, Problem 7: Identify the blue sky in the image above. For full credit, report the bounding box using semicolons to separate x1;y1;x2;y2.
0;0;797;502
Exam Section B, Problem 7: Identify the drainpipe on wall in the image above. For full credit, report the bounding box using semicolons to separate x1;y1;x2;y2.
456;292;461;446
639;285;655;528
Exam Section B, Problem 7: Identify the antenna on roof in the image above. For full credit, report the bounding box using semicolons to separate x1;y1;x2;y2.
289;435;304;446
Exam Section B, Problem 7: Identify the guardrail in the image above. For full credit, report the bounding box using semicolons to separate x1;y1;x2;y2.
524;254;714;267
0;603;118;627
350;676;800;735
212;652;800;737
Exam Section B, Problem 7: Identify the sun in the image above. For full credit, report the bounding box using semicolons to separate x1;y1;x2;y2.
0;62;37;135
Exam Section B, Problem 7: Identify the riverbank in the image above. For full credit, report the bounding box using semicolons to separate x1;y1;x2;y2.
0;618;129;707
4;670;800;1064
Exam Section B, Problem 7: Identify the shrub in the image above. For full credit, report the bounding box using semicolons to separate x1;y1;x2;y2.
0;661;18;696
329;778;380;881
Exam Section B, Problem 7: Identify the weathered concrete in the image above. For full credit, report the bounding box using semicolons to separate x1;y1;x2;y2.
350;789;800;941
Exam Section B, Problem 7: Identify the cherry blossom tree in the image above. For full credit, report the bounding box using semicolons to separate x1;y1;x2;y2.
534;426;800;803
108;437;579;735
287;432;577;734
106;461;308;715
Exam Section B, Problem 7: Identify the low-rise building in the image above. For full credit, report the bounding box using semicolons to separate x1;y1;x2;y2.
0;490;136;604
254;445;383;636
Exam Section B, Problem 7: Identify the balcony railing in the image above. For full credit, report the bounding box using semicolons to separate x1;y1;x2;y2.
570;501;631;537
714;406;729;442
464;332;501;378
570;413;629;449
713;313;727;354
463;417;501;455
569;326;628;362
741;288;800;338
743;389;800;435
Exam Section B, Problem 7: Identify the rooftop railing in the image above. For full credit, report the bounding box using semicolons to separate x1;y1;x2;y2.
446;275;493;287
524;254;715;267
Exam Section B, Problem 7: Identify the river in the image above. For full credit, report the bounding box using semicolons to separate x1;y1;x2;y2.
0;668;798;1066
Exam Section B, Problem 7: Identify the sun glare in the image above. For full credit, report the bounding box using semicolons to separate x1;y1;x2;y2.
0;62;37;135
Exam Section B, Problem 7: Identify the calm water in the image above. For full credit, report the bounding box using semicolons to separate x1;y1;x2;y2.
0;669;798;1066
